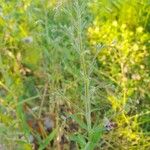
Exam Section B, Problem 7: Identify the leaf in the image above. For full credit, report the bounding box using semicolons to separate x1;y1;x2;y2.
0;123;8;133
84;142;92;150
16;141;32;150
16;96;31;138
70;114;87;130
84;126;103;150
89;126;103;143
39;128;57;150
70;134;86;149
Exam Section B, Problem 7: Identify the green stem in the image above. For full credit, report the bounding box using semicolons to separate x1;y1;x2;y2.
80;54;91;132
75;0;91;132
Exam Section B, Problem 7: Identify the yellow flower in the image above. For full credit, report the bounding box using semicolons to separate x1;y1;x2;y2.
88;27;93;34
140;65;145;69
91;40;96;45
133;44;139;51
112;20;118;27
94;26;99;34
93;17;99;26
129;32;134;36
121;24;126;29
136;26;143;33
142;45;146;50
47;0;57;8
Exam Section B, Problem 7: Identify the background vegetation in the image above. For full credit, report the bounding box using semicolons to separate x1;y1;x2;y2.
0;0;149;149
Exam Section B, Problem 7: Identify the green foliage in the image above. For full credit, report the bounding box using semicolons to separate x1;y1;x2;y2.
88;0;150;149
0;0;150;149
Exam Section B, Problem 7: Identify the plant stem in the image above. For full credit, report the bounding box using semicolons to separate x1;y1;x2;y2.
75;0;91;132
80;54;91;132
38;83;48;118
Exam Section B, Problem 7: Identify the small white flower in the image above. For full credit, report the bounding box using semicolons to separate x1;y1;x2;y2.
132;74;141;80
28;134;34;143
103;117;116;131
44;117;54;130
